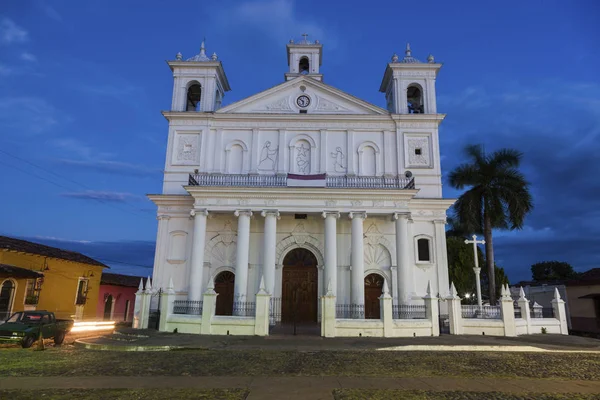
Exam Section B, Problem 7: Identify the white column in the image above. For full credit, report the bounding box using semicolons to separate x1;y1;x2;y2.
434;219;450;298
349;212;366;307
322;211;340;297
393;212;411;304
261;210;279;296
188;209;208;302
234;210;252;301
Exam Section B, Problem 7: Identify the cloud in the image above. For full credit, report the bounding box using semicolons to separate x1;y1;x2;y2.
56;158;162;177
51;138;95;159
60;190;142;203
20;52;37;62
440;80;600;282
33;236;91;244
215;0;336;47
0;18;28;45
0;96;58;135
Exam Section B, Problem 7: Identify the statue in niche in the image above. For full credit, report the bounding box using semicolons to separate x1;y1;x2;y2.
258;141;278;171
296;143;310;174
330;147;346;172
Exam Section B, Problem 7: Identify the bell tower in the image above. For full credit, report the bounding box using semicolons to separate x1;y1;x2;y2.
285;34;323;81
380;43;441;114
167;41;231;112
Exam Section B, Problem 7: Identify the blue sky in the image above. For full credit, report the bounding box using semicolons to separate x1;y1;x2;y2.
0;0;598;282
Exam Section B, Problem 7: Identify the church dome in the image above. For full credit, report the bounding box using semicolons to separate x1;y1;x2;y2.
394;43;422;64
186;41;211;62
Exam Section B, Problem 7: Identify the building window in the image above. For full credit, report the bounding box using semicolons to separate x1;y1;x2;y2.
299;57;310;74
415;148;422;155
75;279;88;305
186;83;202;111
24;279;42;305
417;238;431;262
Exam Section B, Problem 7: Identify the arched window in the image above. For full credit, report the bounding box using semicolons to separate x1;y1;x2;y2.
407;84;424;114
186;83;202;111
417;238;431;262
299;57;310;74
0;279;15;319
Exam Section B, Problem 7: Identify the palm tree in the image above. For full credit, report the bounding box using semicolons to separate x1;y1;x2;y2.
448;144;533;304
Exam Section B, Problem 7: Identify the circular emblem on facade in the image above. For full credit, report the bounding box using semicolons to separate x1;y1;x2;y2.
296;95;310;108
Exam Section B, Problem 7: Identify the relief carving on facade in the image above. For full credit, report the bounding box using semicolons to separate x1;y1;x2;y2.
316;98;347;112
325;200;337;207
351;200;363;207
264;97;292;111
330;147;346;172
296;143;311;174
407;137;431;167
291;222;309;244
258;141;279;171
176;135;198;162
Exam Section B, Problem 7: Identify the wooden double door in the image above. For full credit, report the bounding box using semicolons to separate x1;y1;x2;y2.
364;273;384;319
281;248;318;323
215;271;235;316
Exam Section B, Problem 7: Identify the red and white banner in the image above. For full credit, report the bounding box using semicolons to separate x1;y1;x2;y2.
287;173;327;187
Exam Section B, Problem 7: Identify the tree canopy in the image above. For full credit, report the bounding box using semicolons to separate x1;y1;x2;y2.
531;261;578;281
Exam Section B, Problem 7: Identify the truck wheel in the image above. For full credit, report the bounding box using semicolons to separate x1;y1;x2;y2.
21;336;35;349
54;331;65;345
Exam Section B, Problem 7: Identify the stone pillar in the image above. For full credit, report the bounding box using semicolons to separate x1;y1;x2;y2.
446;283;463;335
188;209;209;302
132;278;148;329
322;211;340;297
551;288;569;335
500;284;516;337
234;210;252;302
423;281;440;336
349;212;366;309
140;279;153;329
200;278;217;335
393;212;411;304
255;277;270;336
159;277;176;332
321;280;336;338
261;210;279;296
517;287;532;334
380;280;393;337
434;219;450;299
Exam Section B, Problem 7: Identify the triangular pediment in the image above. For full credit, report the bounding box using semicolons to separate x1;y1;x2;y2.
217;76;387;115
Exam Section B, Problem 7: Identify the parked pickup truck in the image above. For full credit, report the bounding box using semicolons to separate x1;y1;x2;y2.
0;311;74;348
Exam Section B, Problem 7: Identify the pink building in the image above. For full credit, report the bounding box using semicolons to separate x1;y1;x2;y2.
97;273;145;322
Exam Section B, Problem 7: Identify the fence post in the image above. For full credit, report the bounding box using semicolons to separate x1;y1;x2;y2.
255;277;270;336
380;279;393;337
423;281;439;336
321;280;336;338
159;277;175;332
500;284;516;337
517;287;531;334
141;278;154;329
532;302;543;319
132;278;145;329
446;282;463;335
551;288;569;335
201;277;217;335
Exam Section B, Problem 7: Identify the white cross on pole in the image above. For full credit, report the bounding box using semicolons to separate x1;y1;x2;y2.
464;234;485;308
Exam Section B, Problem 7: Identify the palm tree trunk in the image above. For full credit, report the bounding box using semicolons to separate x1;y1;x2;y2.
483;211;496;304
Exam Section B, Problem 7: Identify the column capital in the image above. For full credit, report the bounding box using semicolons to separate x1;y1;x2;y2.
322;211;340;219
234;210;253;218
157;214;171;221
393;212;411;220
190;209;209;218
348;211;367;220
261;209;280;219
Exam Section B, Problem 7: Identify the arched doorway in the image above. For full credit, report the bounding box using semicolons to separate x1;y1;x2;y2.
364;273;384;319
0;280;15;320
282;248;318;323
215;271;235;316
104;295;113;320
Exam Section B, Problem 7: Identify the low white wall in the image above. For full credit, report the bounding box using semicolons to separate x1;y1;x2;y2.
462;319;505;336
515;319;528;335
530;318;561;334
391;319;433;337
210;316;255;335
165;314;202;334
335;319;384;337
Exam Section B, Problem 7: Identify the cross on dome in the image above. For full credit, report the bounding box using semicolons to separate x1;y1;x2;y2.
184;39;216;62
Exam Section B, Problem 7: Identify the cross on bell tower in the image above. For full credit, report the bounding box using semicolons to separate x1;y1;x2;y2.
285;34;323;82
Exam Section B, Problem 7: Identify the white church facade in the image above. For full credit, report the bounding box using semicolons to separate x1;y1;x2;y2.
134;37;570;338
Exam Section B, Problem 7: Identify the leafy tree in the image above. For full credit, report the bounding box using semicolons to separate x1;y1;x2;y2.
531;261;578;281
448;144;533;304
482;265;510;301
446;236;479;303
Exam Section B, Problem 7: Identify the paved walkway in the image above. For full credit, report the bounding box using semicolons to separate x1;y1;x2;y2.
2;376;600;399
70;328;600;352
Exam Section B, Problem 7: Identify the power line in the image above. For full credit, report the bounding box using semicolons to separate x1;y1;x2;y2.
0;149;152;219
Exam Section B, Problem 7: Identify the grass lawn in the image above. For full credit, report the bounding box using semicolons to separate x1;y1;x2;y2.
0;347;599;380
0;389;248;400
333;390;600;400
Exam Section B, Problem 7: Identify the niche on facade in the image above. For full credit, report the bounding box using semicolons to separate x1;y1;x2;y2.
357;141;381;176
288;134;316;175
225;140;249;174
167;231;188;264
